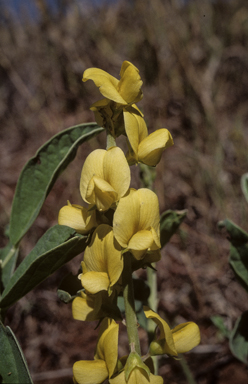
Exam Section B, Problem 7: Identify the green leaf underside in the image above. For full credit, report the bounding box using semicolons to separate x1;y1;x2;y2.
0;225;87;309
0;322;33;383
229;311;248;365
0;243;19;291
9;123;103;246
160;209;187;248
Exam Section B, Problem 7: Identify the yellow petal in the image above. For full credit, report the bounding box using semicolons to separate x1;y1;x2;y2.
80;148;130;211
80;149;105;203
113;189;140;248
138;129;174;166
87;176;118;211
103;147;131;200
144;306;177;356
128;230;154;250
123;110;148;155
58;204;96;234
83;67;127;104
118;61;143;104
83;225;123;288
81;271;110;294
172;322;200;353
113;189;160;252
72;293;102;322
96;318;119;377
136;189;161;248
73;360;108;384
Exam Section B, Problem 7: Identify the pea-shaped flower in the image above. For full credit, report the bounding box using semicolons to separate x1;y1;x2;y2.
73;318;119;384
83;60;143;106
124;108;173;166
80;146;130;212
58;202;97;234
113;188;161;259
80;224;123;295
144;306;200;357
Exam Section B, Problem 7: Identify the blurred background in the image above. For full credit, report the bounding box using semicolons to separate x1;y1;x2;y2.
1;0;248;382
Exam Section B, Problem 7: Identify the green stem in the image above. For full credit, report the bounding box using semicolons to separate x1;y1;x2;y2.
123;253;141;355
147;266;158;340
106;131;116;149
179;355;197;384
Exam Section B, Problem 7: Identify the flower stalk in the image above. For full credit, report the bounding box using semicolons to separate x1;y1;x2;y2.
122;252;141;356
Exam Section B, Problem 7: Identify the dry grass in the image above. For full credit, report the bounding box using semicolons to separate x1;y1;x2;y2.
1;0;248;382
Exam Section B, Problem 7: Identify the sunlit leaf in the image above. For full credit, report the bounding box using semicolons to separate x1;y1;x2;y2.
9;123;103;246
0;225;88;309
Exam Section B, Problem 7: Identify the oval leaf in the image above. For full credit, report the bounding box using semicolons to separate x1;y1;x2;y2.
9;123;104;246
0;225;88;309
229;311;248;365
0;322;33;383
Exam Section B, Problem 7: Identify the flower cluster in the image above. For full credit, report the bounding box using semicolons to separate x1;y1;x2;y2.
58;61;200;384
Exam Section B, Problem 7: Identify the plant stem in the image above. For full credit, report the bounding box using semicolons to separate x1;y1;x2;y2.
179;355;197;384
123;252;141;356
106;131;116;149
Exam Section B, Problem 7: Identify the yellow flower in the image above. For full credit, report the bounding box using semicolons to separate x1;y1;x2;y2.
124;108;174;166
113;189;161;259
80;224;123;295
109;369;163;384
73;318;119;384
80;146;130;212
72;290;121;322
58;201;97;234
83;61;143;106
144;306;200;357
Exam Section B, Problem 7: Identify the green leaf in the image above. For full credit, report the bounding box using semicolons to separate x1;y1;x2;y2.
229;243;248;293
218;219;248;246
57;272;83;304
160;209;187;248
9;123;104;246
0;322;33;383
218;219;248;292
241;173;248;204
229;311;248;365
0;243;19;292
0;225;88;309
211;315;230;338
